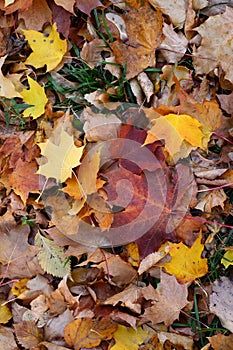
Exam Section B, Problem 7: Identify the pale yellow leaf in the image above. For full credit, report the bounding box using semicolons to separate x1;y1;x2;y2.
21;76;48;119
37;127;84;182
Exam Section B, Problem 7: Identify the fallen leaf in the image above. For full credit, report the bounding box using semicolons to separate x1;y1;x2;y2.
54;0;75;14
159;23;188;63
64;317;117;350
195;188;227;212
141;271;189;325
144;113;211;161
37;127;84;182
21;76;48;119
78;145;101;195
97;255;137;286
22;23;67;72
193;7;233;83
209;277;233;332
0;55;22;98
217;91;233;115
0;326;18;350
161;234;208;283
8;159;42;203
35;231;71;278
221;250;233;269
111;325;148;350
111;4;163;79
75;0;103;16
81;107;121;142
148;0;188;27
104;285;143;314
62;173;83;199
19;0;52;31
0;214;43;279
204;333;233;350
157;331;194;349
0;302;12;324
14;321;44;349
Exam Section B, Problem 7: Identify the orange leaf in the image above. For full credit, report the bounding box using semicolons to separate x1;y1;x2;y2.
8;159;42;203
162;234;208;283
64;318;117;350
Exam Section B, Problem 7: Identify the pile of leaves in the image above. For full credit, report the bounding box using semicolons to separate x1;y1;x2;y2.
0;0;233;349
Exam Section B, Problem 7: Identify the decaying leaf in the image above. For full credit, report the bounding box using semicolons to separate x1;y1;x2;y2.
209;277;233;332
21;76;48;119
14;320;44;349
111;4;163;79
0;326;18;350
35;231;71;278
22;23;67;71
8;159;42;203
161;234;208;283
193;7;233;83
141;271;189;326
203;333;233;350
64;317;117;350
148;0;188;27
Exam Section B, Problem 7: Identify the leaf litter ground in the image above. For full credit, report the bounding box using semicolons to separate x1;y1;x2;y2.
0;1;233;349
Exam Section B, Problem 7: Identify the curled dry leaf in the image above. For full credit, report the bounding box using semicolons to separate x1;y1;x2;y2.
148;0;188;27
159;23;188;63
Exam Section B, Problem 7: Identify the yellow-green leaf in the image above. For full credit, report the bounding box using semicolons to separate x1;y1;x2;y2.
221;250;233;269
161;234;208;284
111;325;148;350
35;231;70;278
21;76;48;119
22;23;67;72
0;302;12;324
37;127;84;182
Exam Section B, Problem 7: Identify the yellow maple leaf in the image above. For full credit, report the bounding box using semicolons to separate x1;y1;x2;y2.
21;76;48;119
161;234;208;284
221;250;233;269
144;113;211;162
37;127;84;182
111;325;148;350
22;23;67;72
